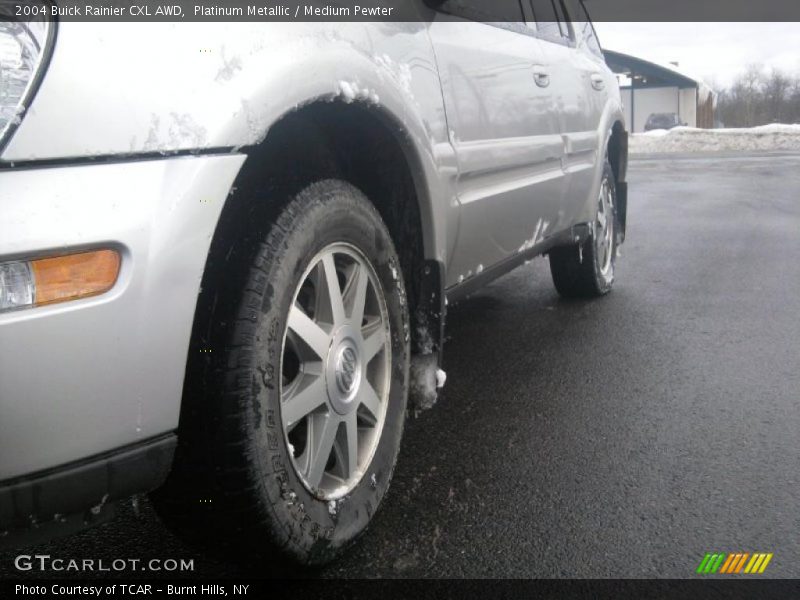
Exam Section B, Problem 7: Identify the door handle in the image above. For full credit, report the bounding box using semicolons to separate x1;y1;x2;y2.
533;69;550;88
590;74;605;91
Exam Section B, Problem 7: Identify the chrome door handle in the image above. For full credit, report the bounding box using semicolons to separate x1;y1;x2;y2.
533;70;550;88
590;74;605;91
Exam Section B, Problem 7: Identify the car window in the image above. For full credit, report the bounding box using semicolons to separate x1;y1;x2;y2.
528;0;571;43
563;0;603;58
425;0;525;22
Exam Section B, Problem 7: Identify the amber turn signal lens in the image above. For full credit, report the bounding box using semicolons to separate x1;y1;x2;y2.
30;249;121;306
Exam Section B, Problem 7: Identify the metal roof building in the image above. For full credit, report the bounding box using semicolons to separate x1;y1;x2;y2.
604;50;716;133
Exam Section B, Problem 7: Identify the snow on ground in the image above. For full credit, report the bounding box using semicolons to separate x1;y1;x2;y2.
629;124;800;154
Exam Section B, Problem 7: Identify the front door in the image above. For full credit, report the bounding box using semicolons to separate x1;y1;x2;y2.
427;2;565;286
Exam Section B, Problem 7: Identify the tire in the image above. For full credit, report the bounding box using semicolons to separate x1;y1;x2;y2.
549;161;619;298
153;179;410;565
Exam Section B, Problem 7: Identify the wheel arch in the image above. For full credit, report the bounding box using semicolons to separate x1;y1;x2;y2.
193;97;447;395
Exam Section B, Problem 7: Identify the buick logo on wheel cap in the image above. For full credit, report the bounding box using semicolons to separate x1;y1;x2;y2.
336;345;360;395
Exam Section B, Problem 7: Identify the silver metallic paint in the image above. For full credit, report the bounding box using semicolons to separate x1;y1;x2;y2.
0;13;625;481
0;155;244;479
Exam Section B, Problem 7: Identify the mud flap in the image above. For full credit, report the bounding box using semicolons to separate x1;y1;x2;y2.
408;259;446;411
616;180;628;243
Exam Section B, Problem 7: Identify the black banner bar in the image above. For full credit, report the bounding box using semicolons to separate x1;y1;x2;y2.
3;579;800;599
3;0;800;22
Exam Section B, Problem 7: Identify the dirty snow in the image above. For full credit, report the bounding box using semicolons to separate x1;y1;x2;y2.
415;323;435;355
338;81;358;103
337;80;380;105
518;218;550;253
327;487;348;515
331;484;350;498
630;124;800;154
373;53;414;96
410;355;440;411
215;48;243;82
436;368;447;389
142;112;208;152
90;494;110;516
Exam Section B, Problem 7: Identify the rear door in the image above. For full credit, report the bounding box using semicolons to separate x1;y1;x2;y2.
426;1;565;286
527;0;604;225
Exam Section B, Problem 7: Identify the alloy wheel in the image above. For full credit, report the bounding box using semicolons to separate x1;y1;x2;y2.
595;179;615;277
279;243;391;500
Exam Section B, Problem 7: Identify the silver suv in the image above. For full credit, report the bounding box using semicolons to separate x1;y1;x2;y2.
0;1;628;563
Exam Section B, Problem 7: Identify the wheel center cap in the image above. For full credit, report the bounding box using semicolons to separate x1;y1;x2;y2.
335;344;361;396
326;326;364;415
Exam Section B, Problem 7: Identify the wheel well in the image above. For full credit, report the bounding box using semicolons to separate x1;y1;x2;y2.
198;100;442;359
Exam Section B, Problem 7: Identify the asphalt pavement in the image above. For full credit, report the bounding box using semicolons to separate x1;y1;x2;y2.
2;152;799;579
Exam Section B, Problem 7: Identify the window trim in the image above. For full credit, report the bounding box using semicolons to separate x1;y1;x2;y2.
524;0;577;48
562;0;605;58
421;0;522;26
423;0;541;39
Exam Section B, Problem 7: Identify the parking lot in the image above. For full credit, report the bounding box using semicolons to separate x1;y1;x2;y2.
3;152;799;579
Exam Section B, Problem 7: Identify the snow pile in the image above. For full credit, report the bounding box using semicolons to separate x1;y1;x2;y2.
630;124;800;154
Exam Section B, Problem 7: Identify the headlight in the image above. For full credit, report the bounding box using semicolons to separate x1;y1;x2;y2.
0;17;54;149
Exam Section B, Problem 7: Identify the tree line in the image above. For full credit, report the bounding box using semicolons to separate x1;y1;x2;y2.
716;65;800;127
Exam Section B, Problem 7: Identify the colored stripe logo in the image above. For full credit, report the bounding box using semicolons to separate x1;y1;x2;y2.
696;552;773;574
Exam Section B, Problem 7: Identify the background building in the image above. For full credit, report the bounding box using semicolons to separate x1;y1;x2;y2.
604;50;717;133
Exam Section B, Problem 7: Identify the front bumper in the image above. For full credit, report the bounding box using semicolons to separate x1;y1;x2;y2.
0;154;244;489
0;434;175;549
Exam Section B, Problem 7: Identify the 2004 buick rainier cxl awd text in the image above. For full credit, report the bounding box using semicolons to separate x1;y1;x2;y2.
0;0;628;564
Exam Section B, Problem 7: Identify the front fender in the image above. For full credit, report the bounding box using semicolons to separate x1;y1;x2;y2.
574;90;627;228
2;22;458;266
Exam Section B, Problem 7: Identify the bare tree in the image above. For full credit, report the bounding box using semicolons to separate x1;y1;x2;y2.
789;78;800;123
717;65;800;127
762;69;791;123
